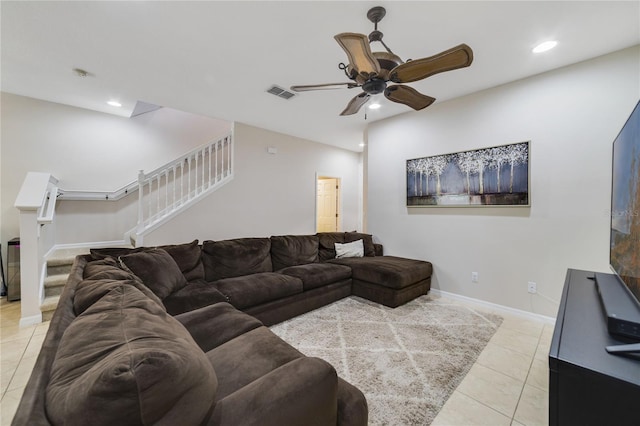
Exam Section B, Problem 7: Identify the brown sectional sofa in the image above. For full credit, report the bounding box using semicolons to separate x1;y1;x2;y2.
13;232;432;425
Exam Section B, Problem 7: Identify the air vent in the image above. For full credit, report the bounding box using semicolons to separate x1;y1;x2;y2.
267;85;296;100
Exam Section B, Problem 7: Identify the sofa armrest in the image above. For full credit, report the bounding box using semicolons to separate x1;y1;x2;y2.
174;302;262;352
337;377;368;426
208;357;338;426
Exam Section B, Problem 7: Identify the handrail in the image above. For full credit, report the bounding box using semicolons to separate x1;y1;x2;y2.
135;132;233;244
37;186;58;224
14;132;234;324
57;181;137;201
55;135;232;202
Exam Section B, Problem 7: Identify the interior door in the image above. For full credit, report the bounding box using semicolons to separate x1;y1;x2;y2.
317;178;339;232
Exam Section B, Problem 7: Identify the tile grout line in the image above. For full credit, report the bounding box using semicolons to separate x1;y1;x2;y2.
453;317;545;425
1;324;37;402
510;327;544;425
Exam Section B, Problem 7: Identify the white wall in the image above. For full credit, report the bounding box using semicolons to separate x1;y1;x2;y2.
1;95;363;255
366;46;640;318
144;122;363;245
1;93;231;249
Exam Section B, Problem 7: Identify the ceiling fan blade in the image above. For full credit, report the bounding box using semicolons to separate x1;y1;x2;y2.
340;92;370;116
334;33;381;79
389;44;473;83
384;85;435;111
290;82;358;92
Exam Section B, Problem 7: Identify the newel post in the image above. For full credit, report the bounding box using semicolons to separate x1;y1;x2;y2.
14;172;50;326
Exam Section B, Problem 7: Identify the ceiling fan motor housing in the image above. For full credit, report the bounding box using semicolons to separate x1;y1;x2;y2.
362;78;387;95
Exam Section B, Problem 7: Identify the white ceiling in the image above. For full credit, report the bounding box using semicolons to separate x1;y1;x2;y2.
2;1;639;152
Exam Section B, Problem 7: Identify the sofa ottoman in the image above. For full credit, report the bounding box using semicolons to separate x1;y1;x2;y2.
329;256;433;308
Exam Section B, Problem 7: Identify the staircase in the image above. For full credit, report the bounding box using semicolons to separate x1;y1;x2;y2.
20;132;235;323
41;248;88;320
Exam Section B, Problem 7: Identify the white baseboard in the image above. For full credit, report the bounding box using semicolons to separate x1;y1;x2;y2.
430;288;556;325
20;313;43;328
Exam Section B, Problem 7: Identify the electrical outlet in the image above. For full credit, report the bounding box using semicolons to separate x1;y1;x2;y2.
471;272;479;283
528;281;537;294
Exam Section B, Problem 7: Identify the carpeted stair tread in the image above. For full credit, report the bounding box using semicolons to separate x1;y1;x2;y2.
44;274;67;287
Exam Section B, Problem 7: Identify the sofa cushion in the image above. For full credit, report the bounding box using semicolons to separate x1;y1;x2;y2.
158;240;205;281
202;238;273;281
329;256;433;289
174;302;263;353
279;263;352;291
163;280;229;316
46;285;217;426
335;239;364;259
209;357;338;426
82;257;132;280
270;235;319;271
206;326;303;400
317;232;346;261
344;232;376;257
213;273;303;310
74;278;164;315
119;249;187;299
90;240;205;281
76;258;164;314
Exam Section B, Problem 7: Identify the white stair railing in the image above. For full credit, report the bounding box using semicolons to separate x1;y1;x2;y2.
135;133;233;243
14;173;59;326
14;133;234;324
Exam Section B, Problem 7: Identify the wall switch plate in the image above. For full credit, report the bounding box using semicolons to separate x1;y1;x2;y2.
471;272;479;283
528;281;537;294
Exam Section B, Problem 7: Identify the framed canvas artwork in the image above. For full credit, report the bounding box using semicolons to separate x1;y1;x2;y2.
406;141;530;207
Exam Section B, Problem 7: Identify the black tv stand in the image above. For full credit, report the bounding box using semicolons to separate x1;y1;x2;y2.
549;269;640;426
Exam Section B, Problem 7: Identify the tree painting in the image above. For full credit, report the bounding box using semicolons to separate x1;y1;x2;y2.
489;145;509;193
406;141;529;207
506;143;528;193
431;155;449;196
406;159;419;196
456;151;475;195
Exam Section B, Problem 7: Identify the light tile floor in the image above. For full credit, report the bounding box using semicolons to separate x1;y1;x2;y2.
0;295;551;426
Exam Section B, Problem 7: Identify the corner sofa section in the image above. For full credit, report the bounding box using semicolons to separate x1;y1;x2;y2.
13;254;367;426
13;232;432;425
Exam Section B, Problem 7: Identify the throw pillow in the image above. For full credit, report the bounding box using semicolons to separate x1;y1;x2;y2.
345;232;376;257
119;249;187;300
46;285;217;426
334;239;364;259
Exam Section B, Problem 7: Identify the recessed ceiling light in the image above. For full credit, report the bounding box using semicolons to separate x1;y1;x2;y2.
368;103;381;110
359;142;366;147
532;41;558;53
107;100;122;107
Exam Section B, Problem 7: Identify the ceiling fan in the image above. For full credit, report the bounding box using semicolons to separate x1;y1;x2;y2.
290;6;473;116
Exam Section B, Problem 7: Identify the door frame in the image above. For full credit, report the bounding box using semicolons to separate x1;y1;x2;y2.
315;173;342;233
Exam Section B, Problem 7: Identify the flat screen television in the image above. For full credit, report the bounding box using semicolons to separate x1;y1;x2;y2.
610;100;640;303
595;100;640;353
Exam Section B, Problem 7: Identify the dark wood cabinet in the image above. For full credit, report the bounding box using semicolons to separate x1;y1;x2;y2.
549;269;640;426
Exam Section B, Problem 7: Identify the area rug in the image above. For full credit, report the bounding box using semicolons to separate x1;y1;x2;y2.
270;294;503;425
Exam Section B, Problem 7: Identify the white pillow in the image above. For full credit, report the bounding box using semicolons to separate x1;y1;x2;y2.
334;239;364;259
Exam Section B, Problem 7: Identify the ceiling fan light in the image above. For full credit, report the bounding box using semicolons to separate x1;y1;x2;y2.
368;102;381;110
532;40;558;53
